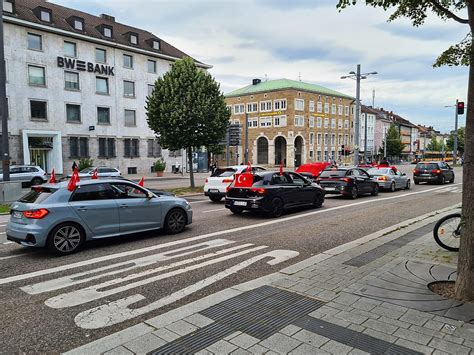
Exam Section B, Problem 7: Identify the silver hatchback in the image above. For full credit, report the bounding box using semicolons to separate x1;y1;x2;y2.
0;165;48;186
6;179;192;255
367;167;411;191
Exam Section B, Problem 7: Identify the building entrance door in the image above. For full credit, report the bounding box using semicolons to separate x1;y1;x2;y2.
30;149;48;171
294;136;303;167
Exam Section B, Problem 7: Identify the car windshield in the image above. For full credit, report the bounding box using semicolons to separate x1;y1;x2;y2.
367;168;390;175
18;187;57;204
212;168;237;177
80;168;94;173
319;170;347;178
416;163;438;170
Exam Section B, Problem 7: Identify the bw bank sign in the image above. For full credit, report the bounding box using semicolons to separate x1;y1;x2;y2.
57;57;115;76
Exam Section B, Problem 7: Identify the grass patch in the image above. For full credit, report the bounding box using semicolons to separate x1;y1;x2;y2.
0;204;11;214
164;186;204;196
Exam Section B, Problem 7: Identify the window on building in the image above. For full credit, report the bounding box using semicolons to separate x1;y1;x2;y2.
27;33;42;50
30;100;47;120
147;139;162;158
66;104;81;122
317;117;322;128
317;133;321;146
309;101;315;112
309;132;314;145
344;119;349;129
130;34;138;45
64;41;77;57
96;77;109;94
246;102;258;113
103;26;112;38
294;115;304;127
124;109;136;126
97;107;110;124
95;48;106;63
317;102;322;113
147;84;154;96
28;65;45;86
273;115;287;127
3;1;13;12
152;40;160;50
295;99;304;111
324;103;329;114
123;81;135;97
309;116;315;128
73;19;84;31
344;134;349;145
324;133;328;145
338;119;343;129
259;117;272;127
338;134;343;145
345;105;349;116
324;151;328;161
331;118;336;129
99;137;116;157
124;138;140;157
40;9;51;22
338;105;343;116
123;54;133;69
64;71;79;90
69;137;89;158
317;151;322;161
331;134;335;145
274;99;287;110
234;104;245;114
259;101;272;112
331;104;337;114
309;150;314;159
324;118;329;129
147;59;157;73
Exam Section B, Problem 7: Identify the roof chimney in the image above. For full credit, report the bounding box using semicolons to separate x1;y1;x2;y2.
252;78;261;86
100;14;115;22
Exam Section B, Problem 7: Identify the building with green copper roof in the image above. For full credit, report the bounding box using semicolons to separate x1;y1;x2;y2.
225;78;354;100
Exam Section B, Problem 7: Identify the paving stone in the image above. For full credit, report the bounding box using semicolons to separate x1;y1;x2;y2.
428;338;471;355
333;310;368;325
184;313;214;328
408;325;444;339
350;308;381;320
443;334;465;345
333;292;360;306
380;302;409;313
259;333;302;354
378;316;411;329
152;327;181;342
347;323;366;333
371;305;406;319
309;306;339;318
290;282;315;293
293;329;330;348
394;327;433;345
348;349;371;355
351;299;379;311
229;333;260;349
206;340;239;354
165;320;198;336
247;344;270;354
321;314;351;328
320;340;353;355
362;328;398;344
195;350;214;355
399;310;432;326
432;351;451;355
362;318;398;335
224;331;242;341
433;316;463;327
317;290;338;301
123;333;166;353
454;327;474;341
424;319;445;331
394;338;434;354
279;324;301;337
306;286;326;296
103;346;134;355
229;348;252;355
289;343;330;354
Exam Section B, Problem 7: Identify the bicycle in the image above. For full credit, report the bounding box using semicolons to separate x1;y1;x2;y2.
433;212;462;252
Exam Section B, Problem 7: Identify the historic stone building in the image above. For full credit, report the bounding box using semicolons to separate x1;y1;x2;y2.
225;79;355;168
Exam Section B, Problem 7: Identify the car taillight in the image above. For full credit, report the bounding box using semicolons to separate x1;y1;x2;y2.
342;177;351;182
413;169;419;173
250;187;267;195
205;178;208;183
23;208;49;219
222;178;234;183
432;169;442;174
378;176;388;181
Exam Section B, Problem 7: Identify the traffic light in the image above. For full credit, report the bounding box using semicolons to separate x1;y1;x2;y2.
457;101;465;115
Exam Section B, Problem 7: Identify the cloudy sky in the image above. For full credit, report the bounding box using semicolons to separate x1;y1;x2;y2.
56;0;469;133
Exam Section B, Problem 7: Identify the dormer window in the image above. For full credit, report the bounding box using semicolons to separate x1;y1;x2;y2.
3;0;14;13
74;19;83;31
129;33;138;45
103;26;112;38
40;9;51;22
152;40;160;50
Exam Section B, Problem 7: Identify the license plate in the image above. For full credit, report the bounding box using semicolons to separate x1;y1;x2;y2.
208;189;219;193
234;201;247;206
420;174;429;177
324;187;336;191
12;211;22;219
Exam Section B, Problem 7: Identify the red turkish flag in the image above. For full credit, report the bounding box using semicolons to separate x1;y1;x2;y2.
247;161;252;173
67;167;80;191
279;160;283;176
91;168;98;179
49;168;56;183
138;176;145;187
234;173;254;188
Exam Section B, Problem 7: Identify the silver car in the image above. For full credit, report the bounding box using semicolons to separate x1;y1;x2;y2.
0;165;48;186
67;166;122;179
367;167;411;192
6;179;192;255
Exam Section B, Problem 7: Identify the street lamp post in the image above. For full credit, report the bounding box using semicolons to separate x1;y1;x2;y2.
0;12;10;181
341;65;377;166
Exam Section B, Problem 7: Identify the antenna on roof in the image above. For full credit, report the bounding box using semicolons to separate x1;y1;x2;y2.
298;72;302;82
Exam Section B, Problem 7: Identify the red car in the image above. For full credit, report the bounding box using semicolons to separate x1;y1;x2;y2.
295;162;332;179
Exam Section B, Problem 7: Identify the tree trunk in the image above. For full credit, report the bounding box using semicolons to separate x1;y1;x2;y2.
187;147;195;188
455;2;474;301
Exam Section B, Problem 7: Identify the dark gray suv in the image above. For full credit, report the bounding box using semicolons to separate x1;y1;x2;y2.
413;161;455;185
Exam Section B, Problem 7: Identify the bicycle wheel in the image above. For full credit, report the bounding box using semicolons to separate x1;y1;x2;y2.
433;213;461;251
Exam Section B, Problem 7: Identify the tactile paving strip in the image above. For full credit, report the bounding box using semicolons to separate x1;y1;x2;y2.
343;222;435;267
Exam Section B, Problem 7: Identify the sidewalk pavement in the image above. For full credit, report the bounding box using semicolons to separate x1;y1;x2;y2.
67;204;474;355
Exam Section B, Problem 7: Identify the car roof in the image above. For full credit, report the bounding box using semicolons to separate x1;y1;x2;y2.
42;178;135;189
10;165;41;168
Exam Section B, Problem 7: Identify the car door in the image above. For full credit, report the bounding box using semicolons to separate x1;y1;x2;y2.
388;169;398;188
9;167;22;182
357;169;372;193
441;162;454;180
69;183;120;237
270;173;296;208
110;182;162;233
287;172;311;205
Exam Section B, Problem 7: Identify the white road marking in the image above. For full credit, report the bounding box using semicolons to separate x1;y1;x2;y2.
21;239;234;295
188;200;210;204
202;208;226;213
74;249;299;329
0;232;6;235
45;244;267;308
0;253;37;260
0;182;461;286
3;241;15;245
0;223;7;227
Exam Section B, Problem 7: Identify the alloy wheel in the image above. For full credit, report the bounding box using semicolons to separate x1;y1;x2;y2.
53;225;82;253
166;209;186;234
351;186;358;199
390;182;396;192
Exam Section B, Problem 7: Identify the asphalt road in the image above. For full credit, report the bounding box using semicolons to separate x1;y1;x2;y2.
0;166;463;353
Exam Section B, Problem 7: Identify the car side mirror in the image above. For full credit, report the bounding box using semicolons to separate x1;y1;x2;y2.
146;191;154;199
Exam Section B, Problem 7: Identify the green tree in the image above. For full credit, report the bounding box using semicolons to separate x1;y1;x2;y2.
146;57;230;187
446;127;465;154
380;124;405;158
337;0;474;301
427;136;443;151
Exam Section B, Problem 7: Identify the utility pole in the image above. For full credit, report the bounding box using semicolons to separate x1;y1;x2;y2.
244;113;249;164
384;127;387;159
364;110;368;163
0;12;10;181
454;99;459;165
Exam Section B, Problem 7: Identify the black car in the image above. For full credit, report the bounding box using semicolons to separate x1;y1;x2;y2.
413;161;455;185
225;171;324;217
317;167;379;199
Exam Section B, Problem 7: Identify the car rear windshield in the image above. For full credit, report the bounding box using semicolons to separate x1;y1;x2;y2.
319;170;347;178
18;187;57;204
416;163;438;170
367;168;389;175
212;168;237;177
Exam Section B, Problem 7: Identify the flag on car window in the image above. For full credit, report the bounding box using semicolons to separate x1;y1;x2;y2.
49;169;56;183
234;173;253;188
91;168;98;179
67;167;80;191
138;176;145;187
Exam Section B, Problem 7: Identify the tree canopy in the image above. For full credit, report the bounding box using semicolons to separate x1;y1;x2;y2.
446;126;466;153
380;124;405;157
427;135;444;151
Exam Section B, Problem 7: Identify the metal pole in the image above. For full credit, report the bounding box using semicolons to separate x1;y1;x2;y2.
364;112;368;163
244;113;249;164
453;99;458;165
226;129;230;166
354;64;361;166
0;13;10;181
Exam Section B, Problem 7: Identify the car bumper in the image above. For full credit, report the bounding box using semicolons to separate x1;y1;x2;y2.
414;175;440;182
6;222;48;247
225;197;270;212
186;208;193;225
204;190;226;198
376;181;392;189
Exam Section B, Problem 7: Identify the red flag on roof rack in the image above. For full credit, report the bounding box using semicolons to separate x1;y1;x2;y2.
91;168;98;179
234;173;253;188
138;176;145;187
49;169;56;183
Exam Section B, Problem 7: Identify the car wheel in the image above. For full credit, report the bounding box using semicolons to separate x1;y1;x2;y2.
268;198;284;218
313;191;324;208
164;208;187;234
371;184;379;196
440;176;446;185
449;177;455;184
350;186;358;199
209;196;222;202
31;177;43;186
390;182;396;192
47;223;85;256
230;207;243;214
405;180;411;190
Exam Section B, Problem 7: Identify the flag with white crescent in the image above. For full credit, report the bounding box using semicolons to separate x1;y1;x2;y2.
233;173;254;188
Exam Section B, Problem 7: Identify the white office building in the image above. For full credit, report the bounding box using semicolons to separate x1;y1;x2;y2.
360;105;377;158
2;0;210;174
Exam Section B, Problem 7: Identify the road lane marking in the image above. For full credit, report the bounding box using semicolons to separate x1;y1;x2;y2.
45;244;266;308
188;200;210;204
0;182;461;286
202;208;226;213
3;241;15;245
74;249;298;329
0;253;37;260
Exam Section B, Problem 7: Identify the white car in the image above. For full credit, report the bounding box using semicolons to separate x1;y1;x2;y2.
204;165;266;202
